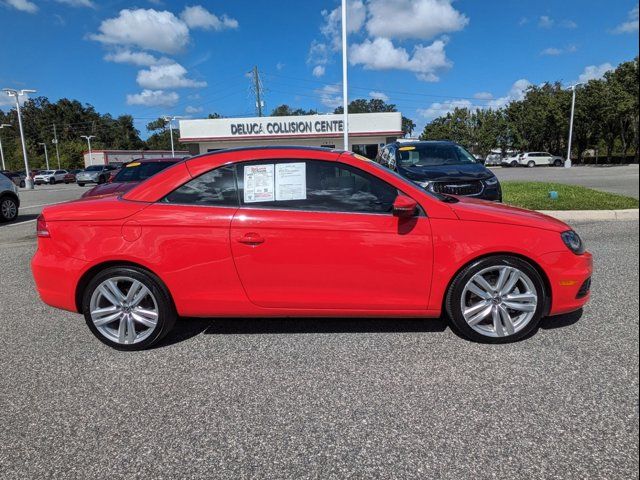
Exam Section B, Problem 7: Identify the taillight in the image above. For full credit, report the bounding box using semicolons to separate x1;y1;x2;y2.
36;214;50;238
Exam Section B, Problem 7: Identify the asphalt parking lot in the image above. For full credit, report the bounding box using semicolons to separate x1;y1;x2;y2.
493;164;639;199
0;185;638;479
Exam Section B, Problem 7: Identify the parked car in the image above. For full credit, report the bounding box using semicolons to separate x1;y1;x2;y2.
501;153;522;167
63;169;82;184
519;152;565;168
0;170;26;188
484;153;503;166
33;169;69;185
76;165;119;187
0;172;20;222
376;141;502;201
32;146;592;350
82;158;182;198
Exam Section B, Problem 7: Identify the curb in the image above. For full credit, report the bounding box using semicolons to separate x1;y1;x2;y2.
538;209;639;222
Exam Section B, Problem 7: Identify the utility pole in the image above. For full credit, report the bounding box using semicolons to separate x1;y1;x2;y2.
341;0;350;151
565;83;583;169
252;66;264;117
0;124;12;171
52;124;61;169
39;143;50;170
3;88;36;189
81;135;96;166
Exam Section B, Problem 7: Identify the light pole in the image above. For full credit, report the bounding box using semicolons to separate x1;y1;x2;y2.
162;115;185;157
3;88;36;189
341;0;349;151
81;135;96;166
0;123;12;171
565;83;584;169
38;142;50;170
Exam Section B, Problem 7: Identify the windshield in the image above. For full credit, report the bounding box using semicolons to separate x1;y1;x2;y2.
113;161;176;183
84;166;103;172
41;170;55;175
397;144;477;168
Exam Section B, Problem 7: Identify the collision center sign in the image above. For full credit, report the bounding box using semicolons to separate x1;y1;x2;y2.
179;112;403;142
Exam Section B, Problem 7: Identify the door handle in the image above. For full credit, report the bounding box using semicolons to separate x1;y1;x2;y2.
237;233;265;246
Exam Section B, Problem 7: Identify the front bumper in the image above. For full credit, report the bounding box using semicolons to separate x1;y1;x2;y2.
76;175;98;184
540;250;593;316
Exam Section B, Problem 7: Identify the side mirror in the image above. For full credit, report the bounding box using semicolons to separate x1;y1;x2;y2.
393;195;418;218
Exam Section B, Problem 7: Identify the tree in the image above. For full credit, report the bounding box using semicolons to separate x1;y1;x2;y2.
334;98;416;137
271;105;318;116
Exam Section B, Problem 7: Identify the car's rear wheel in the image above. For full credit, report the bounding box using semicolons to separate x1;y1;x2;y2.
527;161;536;168
78;183;85;187
446;256;546;343
50;178;56;185
0;195;18;222
82;267;177;350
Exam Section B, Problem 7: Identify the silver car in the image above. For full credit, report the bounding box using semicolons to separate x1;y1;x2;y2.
76;165;117;187
0;172;20;222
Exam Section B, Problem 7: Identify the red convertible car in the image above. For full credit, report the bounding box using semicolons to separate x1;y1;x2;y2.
32;147;592;350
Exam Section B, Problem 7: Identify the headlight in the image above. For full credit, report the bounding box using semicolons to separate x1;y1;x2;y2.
484;176;499;186
561;230;585;255
415;180;431;189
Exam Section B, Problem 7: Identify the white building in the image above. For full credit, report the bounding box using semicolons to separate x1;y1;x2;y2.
179;112;404;159
83;149;189;168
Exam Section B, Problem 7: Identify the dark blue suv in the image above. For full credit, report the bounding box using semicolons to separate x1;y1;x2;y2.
375;141;502;202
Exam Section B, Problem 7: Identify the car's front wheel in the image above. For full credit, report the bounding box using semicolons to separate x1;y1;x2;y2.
554;159;563;167
446;256;546;343
82;267;177;350
527;161;536;168
0;195;18;222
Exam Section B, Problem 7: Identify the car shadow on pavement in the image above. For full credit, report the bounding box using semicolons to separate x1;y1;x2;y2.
539;309;584;330
156;316;450;348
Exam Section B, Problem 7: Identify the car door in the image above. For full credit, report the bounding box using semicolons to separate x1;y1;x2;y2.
229;159;433;311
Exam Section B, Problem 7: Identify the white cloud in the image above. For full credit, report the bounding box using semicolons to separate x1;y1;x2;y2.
136;63;207;89
126;89;179;107
104;50;171;67
4;0;38;13
366;0;468;40
90;9;190;54
369;91;389;102
540;45;577;56
180;5;238;31
349;37;451;81
321;0;367;49
474;92;493;100
308;40;330;67
55;0;95;7
185;105;203;114
312;65;326;77
612;4;639;33
317;84;343;109
419;79;532;119
578;63;614;83
0;91;30;108
419;99;472;119
538;16;554;28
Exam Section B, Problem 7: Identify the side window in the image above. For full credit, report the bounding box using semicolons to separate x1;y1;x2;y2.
162;165;238;206
236;160;398;214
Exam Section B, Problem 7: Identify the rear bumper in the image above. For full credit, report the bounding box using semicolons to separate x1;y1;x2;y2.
540;250;593;316
32;243;86;313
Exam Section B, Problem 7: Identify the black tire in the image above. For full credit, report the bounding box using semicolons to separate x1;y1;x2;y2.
50;178;56;185
0;195;19;222
19;180;25;188
78;183;85;187
554;159;563;167
82;266;177;351
97;176;106;185
527;161;536;168
445;255;547;344
510;161;519;167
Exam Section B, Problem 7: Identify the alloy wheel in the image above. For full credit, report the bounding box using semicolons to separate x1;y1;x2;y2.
89;276;159;345
1;198;17;220
460;266;538;338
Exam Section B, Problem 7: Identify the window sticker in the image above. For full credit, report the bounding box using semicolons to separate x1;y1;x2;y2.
275;163;307;201
244;164;275;203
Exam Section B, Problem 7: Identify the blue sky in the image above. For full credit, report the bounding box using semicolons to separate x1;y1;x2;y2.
0;0;638;135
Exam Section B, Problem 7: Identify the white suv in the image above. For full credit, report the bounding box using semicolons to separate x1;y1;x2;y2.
34;169;69;185
0;172;20;222
519;152;564;167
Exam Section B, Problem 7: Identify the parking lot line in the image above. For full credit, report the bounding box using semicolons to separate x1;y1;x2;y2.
1;218;37;228
21;201;68;210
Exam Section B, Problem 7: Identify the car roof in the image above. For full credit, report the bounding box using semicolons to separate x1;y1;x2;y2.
127;157;187;164
391;140;459;147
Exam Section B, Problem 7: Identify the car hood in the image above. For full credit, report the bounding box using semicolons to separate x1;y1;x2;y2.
81;182;139;198
449;196;570;232
398;163;494;182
